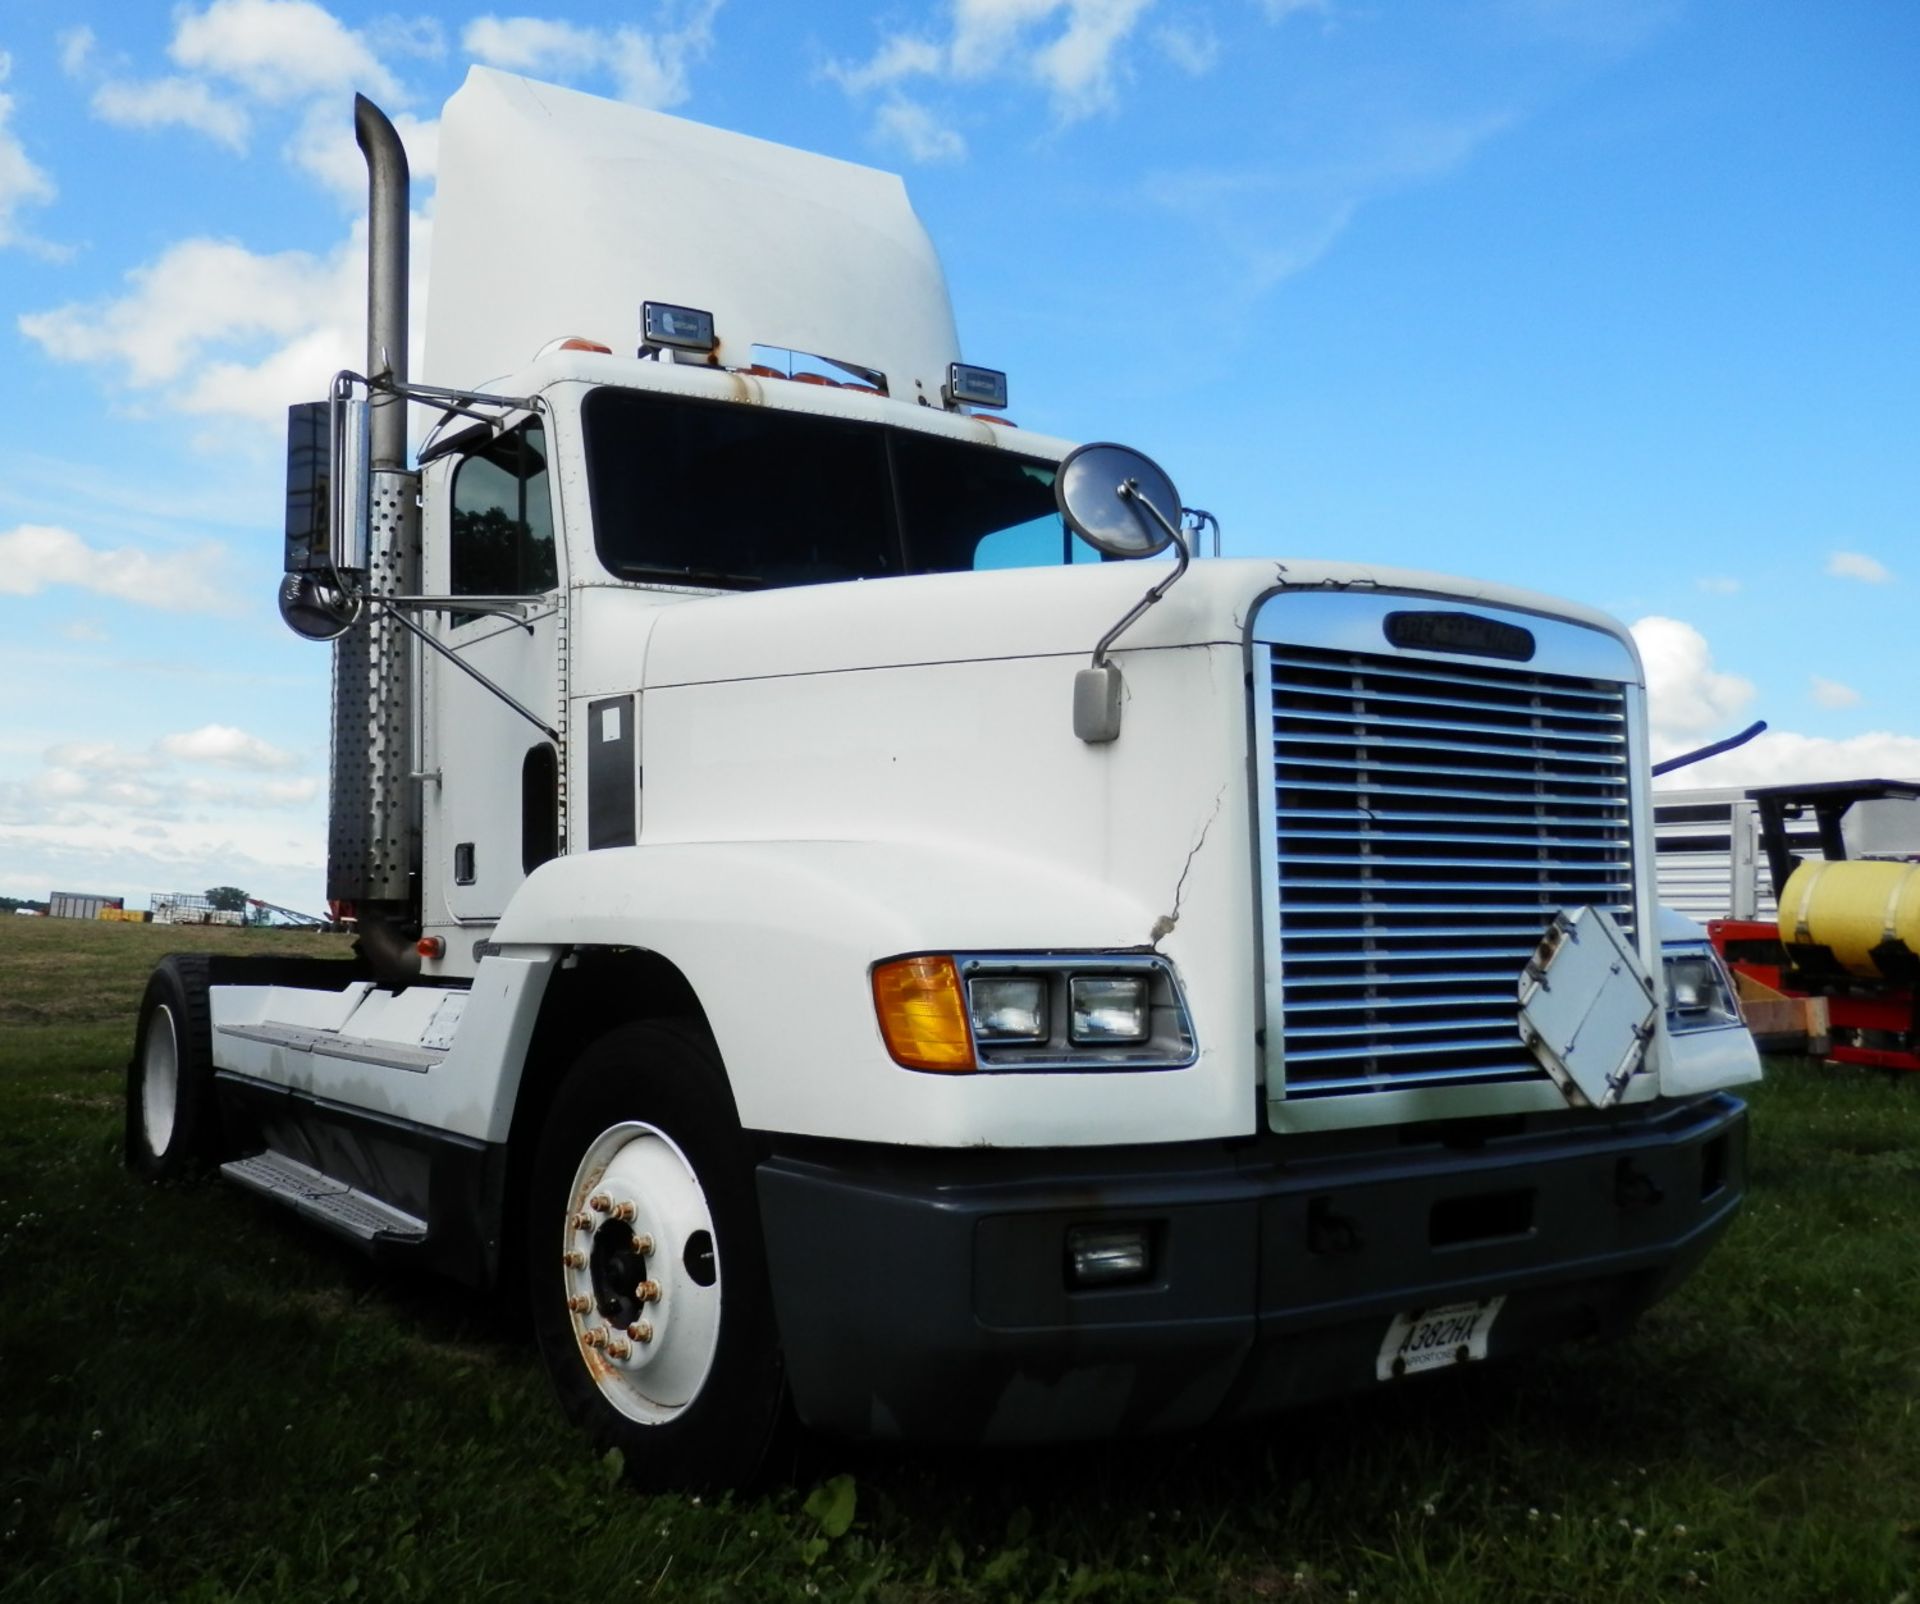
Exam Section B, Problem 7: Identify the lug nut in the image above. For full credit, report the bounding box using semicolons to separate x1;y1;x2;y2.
581;1327;608;1349
628;1320;653;1344
588;1194;611;1214
566;1294;592;1314
635;1279;661;1304
562;1250;587;1269
607;1338;632;1360
632;1233;654;1256
611;1200;637;1222
571;1212;595;1232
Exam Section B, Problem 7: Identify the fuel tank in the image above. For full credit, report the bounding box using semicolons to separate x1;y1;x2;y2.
1778;858;1920;977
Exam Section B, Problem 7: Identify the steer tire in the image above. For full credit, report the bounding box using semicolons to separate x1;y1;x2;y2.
526;1018;787;1491
127;955;220;1180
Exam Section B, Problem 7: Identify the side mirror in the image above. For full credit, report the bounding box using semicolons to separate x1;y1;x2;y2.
1055;442;1182;559
280;389;369;643
283;401;331;575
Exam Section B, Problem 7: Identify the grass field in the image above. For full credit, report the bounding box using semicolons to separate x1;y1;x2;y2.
2;916;1917;1602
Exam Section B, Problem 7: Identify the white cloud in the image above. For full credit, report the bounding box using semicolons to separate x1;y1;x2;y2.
0;725;327;907
261;777;321;804
1629;615;1756;755
1032;0;1155;116
1141;111;1513;293
1635;617;1920;793
0;525;237;613
1261;0;1330;20
824;35;946;94
874;95;967;163
1695;575;1740;595
365;15;446;60
0;52;60;253
16;212;431;426
58;27;96;77
21;235;345;385
287;100;438;203
91;76;251;151
1810;676;1861;710
44;740;158;775
169;0;401;104
827;0;1157;135
461;4;721;109
462;15;601;74
61;620;109;643
609;6;721;108
160;723;300;771
0;807;326;909
1826;549;1894;585
1660;730;1920;792
1156;19;1220;76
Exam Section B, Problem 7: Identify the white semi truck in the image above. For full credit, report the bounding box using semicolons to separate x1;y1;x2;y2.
127;69;1760;1488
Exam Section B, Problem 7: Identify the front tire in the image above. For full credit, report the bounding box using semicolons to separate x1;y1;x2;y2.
526;1019;786;1490
127;956;218;1179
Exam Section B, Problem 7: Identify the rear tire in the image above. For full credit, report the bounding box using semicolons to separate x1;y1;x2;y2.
127;956;219;1179
526;1019;787;1490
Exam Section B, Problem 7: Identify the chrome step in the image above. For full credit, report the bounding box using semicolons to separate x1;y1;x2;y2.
221;1152;426;1244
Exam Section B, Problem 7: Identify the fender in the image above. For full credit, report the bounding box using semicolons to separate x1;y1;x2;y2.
493;836;1259;1147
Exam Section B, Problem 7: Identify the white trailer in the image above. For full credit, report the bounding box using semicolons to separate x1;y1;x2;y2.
126;69;1759;1489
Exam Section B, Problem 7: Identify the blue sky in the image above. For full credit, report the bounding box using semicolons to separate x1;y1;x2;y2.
1;0;1914;912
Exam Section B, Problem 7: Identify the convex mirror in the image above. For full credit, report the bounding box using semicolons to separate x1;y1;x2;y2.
278;572;358;641
1055;442;1182;559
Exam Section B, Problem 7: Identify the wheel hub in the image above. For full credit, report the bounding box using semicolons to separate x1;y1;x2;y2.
589;1217;649;1327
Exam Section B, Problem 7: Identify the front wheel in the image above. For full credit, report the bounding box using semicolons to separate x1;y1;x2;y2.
526;1019;786;1489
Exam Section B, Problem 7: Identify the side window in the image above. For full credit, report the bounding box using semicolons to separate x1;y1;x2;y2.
451;422;558;604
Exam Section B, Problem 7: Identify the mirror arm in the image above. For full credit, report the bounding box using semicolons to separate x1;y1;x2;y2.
381;604;561;742
1090;482;1192;670
1075;482;1193;745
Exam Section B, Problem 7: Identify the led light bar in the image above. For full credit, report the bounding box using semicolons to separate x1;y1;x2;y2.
945;362;1008;410
642;301;717;353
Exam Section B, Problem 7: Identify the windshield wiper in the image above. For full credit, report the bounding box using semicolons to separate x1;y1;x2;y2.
613;566;768;590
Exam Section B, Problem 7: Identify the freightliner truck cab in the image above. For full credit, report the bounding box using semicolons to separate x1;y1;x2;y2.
126;68;1761;1488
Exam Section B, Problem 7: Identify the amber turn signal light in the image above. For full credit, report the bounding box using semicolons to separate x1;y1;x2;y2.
871;955;975;1072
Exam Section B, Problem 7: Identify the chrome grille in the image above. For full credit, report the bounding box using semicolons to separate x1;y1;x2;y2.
1268;644;1634;1098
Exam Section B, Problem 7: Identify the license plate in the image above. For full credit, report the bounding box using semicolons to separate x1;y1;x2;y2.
1376;1296;1505;1381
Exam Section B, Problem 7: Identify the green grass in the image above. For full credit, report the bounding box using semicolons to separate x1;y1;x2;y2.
3;918;1918;1602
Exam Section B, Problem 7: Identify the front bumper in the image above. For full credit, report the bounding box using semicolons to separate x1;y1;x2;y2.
755;1093;1746;1443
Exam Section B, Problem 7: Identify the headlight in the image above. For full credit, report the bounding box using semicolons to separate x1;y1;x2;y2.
872;952;1196;1072
968;976;1047;1041
1069;976;1151;1043
1663;945;1742;1032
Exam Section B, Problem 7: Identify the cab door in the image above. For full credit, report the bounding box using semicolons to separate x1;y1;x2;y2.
421;419;564;931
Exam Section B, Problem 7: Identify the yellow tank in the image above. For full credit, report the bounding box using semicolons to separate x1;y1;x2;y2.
1777;858;1920;977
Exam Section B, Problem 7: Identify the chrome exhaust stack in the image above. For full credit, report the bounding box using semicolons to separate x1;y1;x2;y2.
325;94;420;914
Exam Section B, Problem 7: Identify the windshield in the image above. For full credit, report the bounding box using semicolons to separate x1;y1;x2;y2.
581;387;1097;590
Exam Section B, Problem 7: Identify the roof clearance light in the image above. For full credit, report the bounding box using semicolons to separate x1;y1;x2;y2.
642;301;717;353
946;362;1008;410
